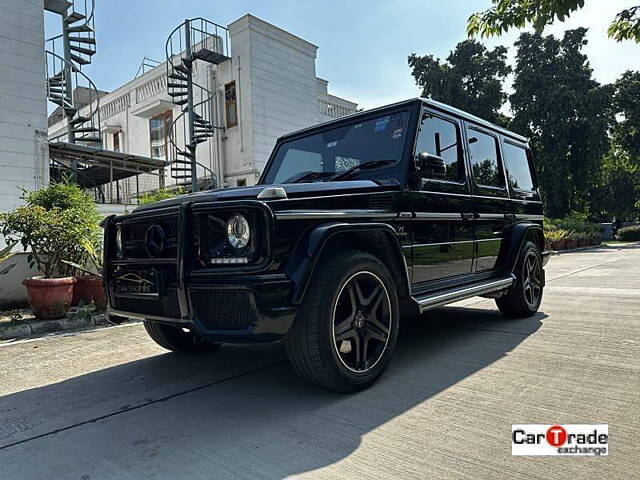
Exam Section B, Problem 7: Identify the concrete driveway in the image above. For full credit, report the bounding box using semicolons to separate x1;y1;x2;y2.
0;245;638;479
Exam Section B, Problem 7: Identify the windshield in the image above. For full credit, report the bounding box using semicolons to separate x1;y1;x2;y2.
261;111;409;184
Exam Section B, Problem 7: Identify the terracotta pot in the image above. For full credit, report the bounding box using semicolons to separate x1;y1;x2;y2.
566;239;577;249
577;238;586;247
23;276;76;320
551;239;565;250
73;275;107;311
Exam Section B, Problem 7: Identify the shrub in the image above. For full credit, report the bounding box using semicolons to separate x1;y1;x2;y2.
617;225;640;241
546;214;602;240
0;181;101;278
139;187;185;205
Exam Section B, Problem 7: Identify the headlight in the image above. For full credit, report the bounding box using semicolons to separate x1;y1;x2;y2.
115;226;123;257
226;213;250;249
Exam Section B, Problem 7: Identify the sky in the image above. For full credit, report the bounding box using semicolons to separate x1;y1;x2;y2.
45;0;640;110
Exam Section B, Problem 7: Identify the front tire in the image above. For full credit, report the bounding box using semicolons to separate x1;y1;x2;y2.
285;250;399;393
144;321;222;353
496;240;544;318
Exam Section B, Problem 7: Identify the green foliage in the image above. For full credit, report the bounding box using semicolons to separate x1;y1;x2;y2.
546;214;602;239
616;225;640;241
543;225;569;242
139;187;185;205
468;1;639;43
589;148;640;222
608;6;640;42
611;71;640;159
0;181;101;278
0;241;17;275
510;29;612;218
408;40;511;125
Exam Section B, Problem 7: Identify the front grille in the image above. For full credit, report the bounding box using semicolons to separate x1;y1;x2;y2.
190;289;255;330
113;290;181;318
121;215;179;259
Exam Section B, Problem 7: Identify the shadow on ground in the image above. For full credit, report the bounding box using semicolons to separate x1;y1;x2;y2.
0;306;545;479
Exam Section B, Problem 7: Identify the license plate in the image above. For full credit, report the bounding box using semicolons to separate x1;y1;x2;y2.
114;270;160;299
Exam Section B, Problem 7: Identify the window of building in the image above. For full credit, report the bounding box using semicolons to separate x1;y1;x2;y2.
237;178;247;187
468;129;504;188
149;111;172;160
225;81;238;128
414;113;464;183
502;141;535;191
113;131;120;152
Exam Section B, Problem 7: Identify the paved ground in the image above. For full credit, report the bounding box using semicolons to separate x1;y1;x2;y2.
0;245;638;479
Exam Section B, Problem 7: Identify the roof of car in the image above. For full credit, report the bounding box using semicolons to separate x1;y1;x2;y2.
279;97;528;143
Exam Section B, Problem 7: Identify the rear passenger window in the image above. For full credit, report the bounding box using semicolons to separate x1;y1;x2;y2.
415;114;465;183
502;142;535;191
467;129;503;188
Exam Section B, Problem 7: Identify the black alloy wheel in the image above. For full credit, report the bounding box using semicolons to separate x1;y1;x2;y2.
332;271;392;373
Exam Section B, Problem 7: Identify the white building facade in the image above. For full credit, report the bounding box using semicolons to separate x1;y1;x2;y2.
48;14;357;204
0;0;48;216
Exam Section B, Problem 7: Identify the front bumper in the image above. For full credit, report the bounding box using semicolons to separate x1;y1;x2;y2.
104;202;296;343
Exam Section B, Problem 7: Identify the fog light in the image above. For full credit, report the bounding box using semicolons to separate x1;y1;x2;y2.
226;213;250;249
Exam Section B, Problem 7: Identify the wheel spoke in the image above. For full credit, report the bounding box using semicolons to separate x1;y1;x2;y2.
336;327;356;342
353;278;367;306
352;333;362;366
365;326;387;343
368;315;389;335
360;335;369;369
335;317;353;337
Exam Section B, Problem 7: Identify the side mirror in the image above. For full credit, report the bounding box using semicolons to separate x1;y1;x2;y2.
416;152;446;179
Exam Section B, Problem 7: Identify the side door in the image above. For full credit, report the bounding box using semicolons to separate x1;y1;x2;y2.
410;109;474;287
464;123;513;273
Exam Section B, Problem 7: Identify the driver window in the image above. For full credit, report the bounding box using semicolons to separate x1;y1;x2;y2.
415;114;464;183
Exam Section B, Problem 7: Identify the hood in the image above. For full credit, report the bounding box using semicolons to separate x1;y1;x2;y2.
134;180;399;212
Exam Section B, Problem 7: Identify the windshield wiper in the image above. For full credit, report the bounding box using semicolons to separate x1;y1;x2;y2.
290;171;336;183
330;160;396;181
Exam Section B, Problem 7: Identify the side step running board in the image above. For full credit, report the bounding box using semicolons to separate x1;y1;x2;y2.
414;275;515;313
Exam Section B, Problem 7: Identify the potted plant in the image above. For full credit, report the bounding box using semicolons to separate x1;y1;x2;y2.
64;239;106;311
0;181;100;320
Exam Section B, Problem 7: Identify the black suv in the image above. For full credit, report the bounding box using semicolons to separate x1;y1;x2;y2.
104;98;549;392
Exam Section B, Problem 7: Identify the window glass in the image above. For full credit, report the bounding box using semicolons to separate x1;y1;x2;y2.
503;142;535;191
415;114;464;182
262;111;408;184
225;82;238;128
149;111;172;160
468;130;503;187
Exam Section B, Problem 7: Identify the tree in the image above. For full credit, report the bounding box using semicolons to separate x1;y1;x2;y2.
612;71;640;159
408;40;511;125
468;1;640;43
509;28;613;218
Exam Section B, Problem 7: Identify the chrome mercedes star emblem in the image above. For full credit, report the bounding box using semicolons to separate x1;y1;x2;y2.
144;224;165;258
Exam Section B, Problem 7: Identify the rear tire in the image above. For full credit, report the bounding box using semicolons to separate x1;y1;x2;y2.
144;321;222;353
285;250;399;393
496;240;544;318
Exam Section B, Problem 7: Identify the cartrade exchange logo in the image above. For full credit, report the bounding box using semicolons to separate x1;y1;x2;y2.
512;424;608;456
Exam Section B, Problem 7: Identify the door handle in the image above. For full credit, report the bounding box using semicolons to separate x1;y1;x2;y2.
461;212;474;220
503;213;516;220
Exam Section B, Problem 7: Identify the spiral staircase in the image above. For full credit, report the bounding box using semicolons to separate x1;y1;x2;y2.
45;0;101;147
165;18;229;192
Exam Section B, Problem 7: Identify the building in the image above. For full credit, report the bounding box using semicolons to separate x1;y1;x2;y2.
0;0;48;216
47;14;358;209
0;2;357;305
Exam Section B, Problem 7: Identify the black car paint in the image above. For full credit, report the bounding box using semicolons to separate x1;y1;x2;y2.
104;98;546;342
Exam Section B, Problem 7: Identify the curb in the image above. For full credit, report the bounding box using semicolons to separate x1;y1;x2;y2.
0;313;99;341
549;244;604;256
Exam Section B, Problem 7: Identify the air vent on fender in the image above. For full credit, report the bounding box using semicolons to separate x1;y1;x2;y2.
368;194;393;210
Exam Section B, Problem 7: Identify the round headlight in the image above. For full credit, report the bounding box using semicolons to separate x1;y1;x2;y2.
115;226;123;257
226;214;250;249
